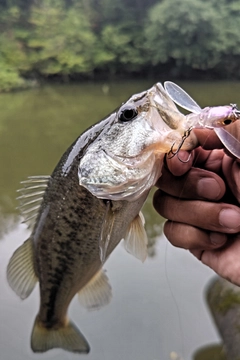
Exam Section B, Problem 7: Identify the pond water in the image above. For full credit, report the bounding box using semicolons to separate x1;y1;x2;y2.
1;80;240;360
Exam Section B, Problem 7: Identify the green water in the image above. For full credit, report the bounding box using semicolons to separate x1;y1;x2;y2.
1;80;238;359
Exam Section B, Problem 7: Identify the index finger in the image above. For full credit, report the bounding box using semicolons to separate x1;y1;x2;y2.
165;128;222;176
165;150;194;176
193;129;223;149
195;122;240;160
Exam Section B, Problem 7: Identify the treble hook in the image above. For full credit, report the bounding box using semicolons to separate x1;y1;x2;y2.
230;103;240;119
167;127;193;163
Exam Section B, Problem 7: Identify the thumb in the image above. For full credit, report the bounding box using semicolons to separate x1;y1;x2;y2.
166;150;194;176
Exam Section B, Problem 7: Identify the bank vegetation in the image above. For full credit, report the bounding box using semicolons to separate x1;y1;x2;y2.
1;0;240;91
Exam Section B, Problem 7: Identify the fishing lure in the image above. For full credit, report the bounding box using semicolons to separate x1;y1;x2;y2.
164;81;240;159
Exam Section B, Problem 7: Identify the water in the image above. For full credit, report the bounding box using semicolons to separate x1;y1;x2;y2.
1;80;239;360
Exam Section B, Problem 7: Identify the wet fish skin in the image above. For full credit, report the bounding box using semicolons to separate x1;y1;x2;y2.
7;83;195;354
78;83;195;202
34;160;147;326
7;110;151;353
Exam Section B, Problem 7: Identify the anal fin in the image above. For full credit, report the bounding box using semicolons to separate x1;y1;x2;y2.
78;270;112;310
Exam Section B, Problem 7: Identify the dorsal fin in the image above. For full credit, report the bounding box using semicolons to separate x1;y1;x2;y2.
17;176;50;229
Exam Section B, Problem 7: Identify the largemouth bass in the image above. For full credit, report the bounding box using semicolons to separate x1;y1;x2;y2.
6;83;236;354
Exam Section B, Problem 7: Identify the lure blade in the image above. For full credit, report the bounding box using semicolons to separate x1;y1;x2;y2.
164;81;202;114
214;127;240;159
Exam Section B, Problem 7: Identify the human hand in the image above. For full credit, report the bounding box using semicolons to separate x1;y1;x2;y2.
153;125;240;286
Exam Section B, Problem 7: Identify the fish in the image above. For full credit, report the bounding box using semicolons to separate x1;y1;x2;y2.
6;83;237;354
164;81;240;158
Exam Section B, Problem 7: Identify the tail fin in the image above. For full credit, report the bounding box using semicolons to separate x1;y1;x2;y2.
31;317;90;353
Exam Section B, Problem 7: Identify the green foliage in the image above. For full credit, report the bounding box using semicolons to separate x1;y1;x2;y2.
216;1;240;76
144;0;240;76
99;23;145;73
26;0;97;75
0;60;25;92
1;0;240;91
83;0;148;74
0;7;30;91
145;0;223;69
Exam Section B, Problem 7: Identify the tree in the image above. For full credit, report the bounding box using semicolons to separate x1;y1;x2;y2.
26;0;98;77
0;6;29;91
144;0;225;70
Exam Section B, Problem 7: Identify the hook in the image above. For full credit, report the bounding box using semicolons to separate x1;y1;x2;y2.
231;103;240;119
167;127;193;163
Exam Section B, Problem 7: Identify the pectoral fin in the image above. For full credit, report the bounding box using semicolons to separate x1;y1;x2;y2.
78;270;112;310
124;211;148;262
7;237;38;299
99;200;115;263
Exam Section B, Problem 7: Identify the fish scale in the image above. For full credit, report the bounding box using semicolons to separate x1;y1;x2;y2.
29;138;138;337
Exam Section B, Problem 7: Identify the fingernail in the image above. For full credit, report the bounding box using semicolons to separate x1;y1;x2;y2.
219;209;240;229
197;178;221;199
210;232;227;246
178;150;191;162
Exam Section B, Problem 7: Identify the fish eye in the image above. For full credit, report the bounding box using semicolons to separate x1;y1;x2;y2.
223;119;232;125
119;106;138;122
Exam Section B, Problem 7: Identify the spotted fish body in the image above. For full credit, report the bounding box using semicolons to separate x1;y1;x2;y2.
7;83;199;354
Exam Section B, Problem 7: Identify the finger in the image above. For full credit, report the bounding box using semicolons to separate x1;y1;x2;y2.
219;121;240;158
164;221;227;250
166;147;224;177
194;123;240;157
190;249;204;260
156;167;225;200
153;192;240;233
193;129;223;149
222;154;240;203
166;150;194;176
200;234;240;286
232;161;240;202
194;148;224;173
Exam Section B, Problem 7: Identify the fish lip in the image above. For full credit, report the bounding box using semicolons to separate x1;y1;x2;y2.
155;82;164;93
151;82;166;107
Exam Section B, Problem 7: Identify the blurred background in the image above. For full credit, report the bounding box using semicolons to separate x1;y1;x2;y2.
1;0;240;92
1;1;240;359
